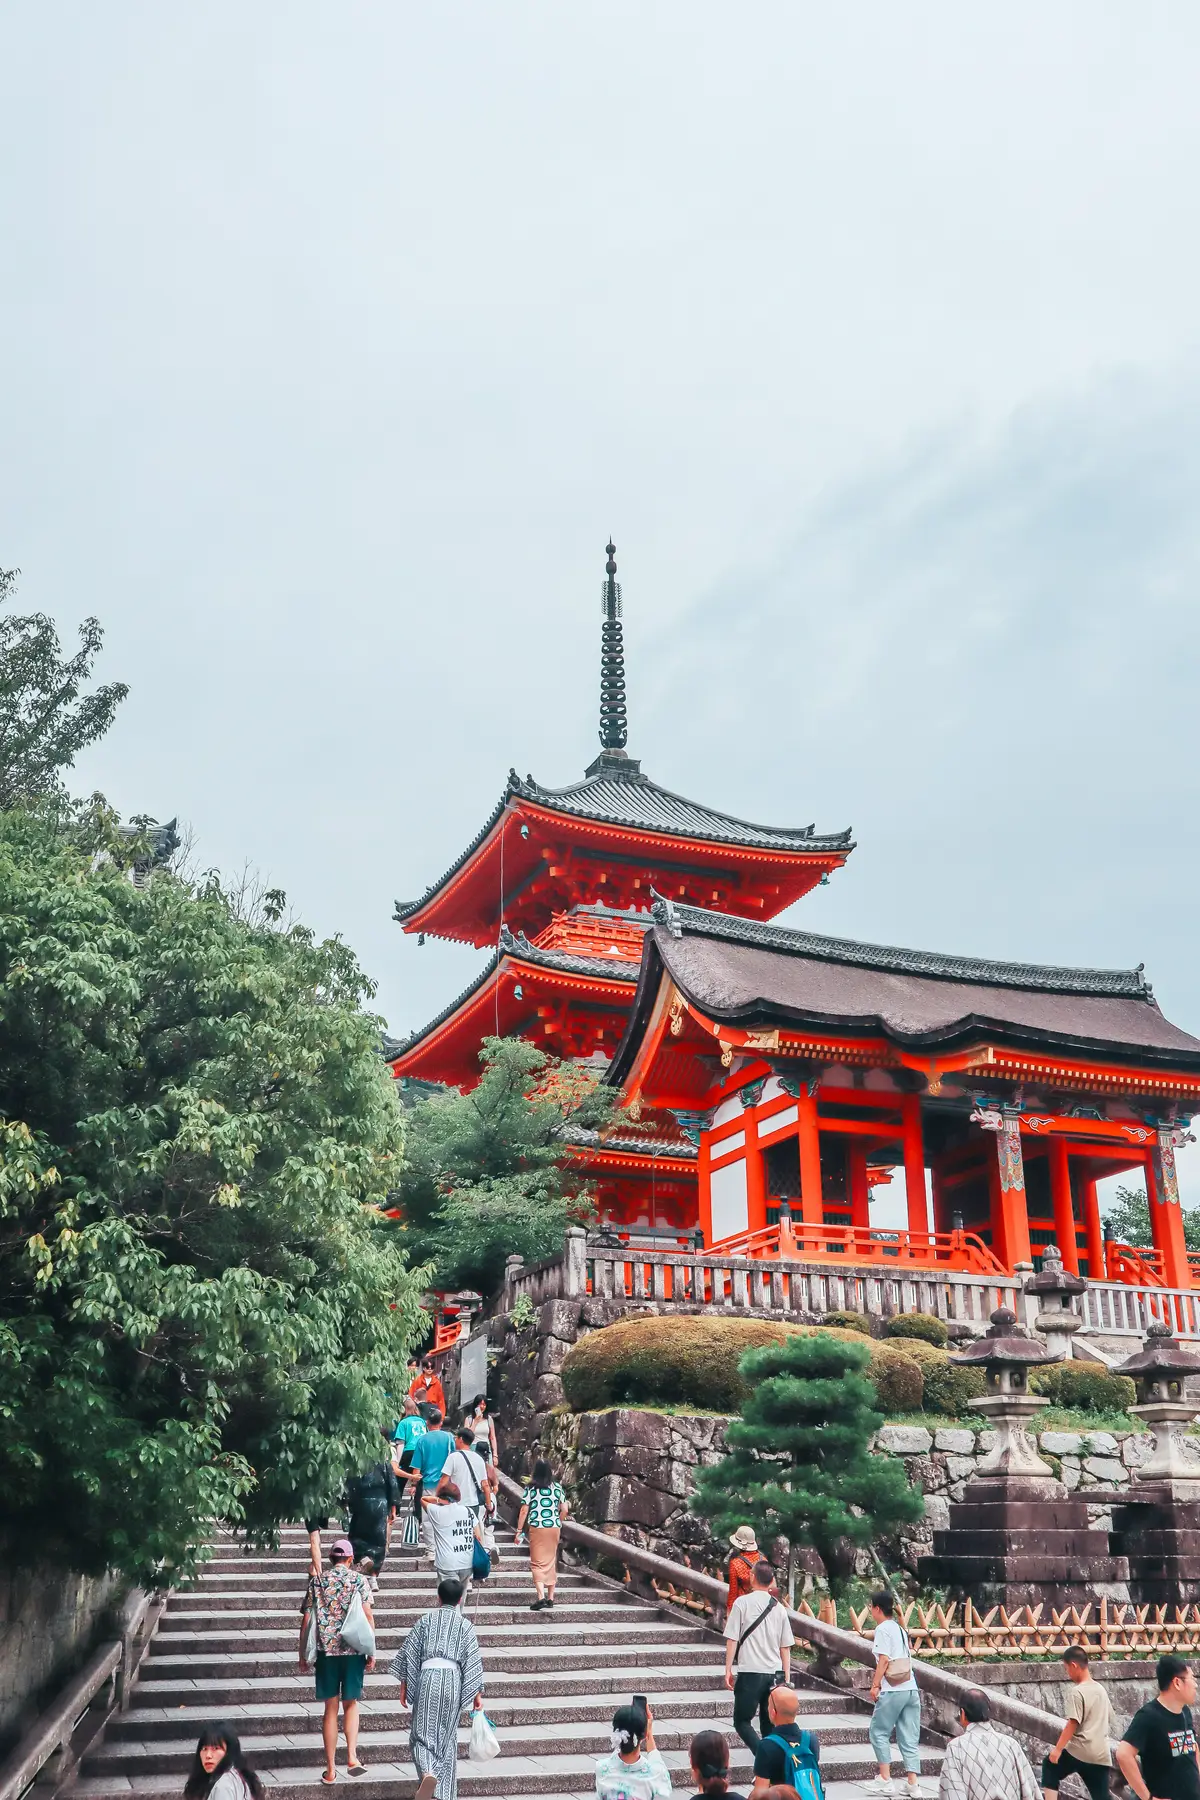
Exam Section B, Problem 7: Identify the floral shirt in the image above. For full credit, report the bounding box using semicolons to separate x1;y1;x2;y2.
305;1565;371;1657
594;1748;672;1800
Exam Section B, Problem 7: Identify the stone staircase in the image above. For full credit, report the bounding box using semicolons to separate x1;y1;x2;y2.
74;1525;944;1800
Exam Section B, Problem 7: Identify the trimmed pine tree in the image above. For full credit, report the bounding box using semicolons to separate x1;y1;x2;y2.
692;1330;923;1600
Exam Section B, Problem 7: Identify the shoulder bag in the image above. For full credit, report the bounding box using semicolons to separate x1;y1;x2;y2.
340;1586;376;1657
884;1624;912;1686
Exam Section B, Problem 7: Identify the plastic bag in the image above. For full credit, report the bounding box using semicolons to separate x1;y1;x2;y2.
468;1709;500;1762
303;1609;318;1666
340;1588;376;1657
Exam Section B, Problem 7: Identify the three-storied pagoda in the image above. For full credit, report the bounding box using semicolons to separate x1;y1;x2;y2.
390;543;853;1230
393;545;1200;1284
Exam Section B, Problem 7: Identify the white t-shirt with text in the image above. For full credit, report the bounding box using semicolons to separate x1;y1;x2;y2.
724;1590;795;1675
425;1501;476;1570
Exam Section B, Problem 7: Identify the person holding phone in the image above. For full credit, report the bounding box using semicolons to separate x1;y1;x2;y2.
594;1702;672;1799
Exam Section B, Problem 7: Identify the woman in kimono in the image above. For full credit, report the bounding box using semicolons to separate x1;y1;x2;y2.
391;1576;484;1800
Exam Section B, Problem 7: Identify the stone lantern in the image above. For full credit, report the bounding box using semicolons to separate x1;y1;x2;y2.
919;1305;1131;1610
1109;1322;1200;1606
1115;1321;1200;1490
1024;1243;1087;1364
951;1305;1058;1480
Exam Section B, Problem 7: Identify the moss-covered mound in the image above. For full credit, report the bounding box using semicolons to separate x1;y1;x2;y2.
560;1314;926;1415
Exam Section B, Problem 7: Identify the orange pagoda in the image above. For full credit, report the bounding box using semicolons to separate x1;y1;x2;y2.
389;543;853;1232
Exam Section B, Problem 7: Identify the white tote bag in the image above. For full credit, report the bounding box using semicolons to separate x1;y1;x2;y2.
340;1588;376;1657
468;1710;500;1762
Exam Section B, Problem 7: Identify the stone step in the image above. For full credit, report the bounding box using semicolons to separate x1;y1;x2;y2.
163;1593;644;1621
148;1620;711;1657
117;1675;856;1719
83;1730;921;1786
76;1778;922;1800
138;1640;728;1681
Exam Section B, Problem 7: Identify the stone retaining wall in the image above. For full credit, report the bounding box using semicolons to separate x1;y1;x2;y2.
0;1545;124;1754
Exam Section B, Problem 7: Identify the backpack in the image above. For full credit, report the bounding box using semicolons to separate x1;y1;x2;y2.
764;1730;824;1800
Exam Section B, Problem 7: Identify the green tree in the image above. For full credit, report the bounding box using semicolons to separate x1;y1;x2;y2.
0;804;426;1582
393;1036;613;1299
0;567;128;807
1104;1182;1200;1251
692;1332;922;1599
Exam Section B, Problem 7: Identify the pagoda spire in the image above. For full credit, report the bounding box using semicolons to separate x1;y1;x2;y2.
599;539;628;751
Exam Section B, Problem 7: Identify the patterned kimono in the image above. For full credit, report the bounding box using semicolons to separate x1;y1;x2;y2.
391;1604;484;1800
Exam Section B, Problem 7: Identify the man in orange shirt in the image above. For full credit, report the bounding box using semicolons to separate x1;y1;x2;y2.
409;1356;447;1417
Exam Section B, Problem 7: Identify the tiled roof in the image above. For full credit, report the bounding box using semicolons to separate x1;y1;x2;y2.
650;897;1152;999
394;766;851;922
387;928;639;1057
562;1124;698;1162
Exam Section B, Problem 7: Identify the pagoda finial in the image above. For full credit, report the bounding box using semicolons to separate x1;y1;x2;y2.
598;539;628;752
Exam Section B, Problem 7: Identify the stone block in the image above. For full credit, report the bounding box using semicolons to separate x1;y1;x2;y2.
977;1430;998;1453
877;1425;933;1455
531;1374;564;1410
667;1414;726;1453
538;1298;582;1342
945;1455;978;1482
534;1335;572;1377
1084;1457;1126;1484
580;1298;631;1329
923;1494;951;1531
1124;1435;1152;1467
934;1429;976;1454
588;1444;665;1484
1086;1432;1120;1455
1040;1432;1084;1456
1062;1464;1082;1491
591;1473;679;1530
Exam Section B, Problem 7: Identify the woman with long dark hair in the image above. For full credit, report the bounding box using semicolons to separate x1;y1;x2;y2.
183;1727;264;1800
514;1456;569;1610
688;1728;746;1799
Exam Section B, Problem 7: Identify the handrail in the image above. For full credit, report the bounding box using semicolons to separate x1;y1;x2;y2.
0;1588;163;1800
494;1470;1064;1744
709;1220;1006;1277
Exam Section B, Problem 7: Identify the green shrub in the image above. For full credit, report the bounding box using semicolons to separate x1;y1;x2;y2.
1030;1361;1135;1414
560;1315;925;1416
920;1356;987;1416
823;1309;872;1335
870;1346;925;1413
886;1311;949;1348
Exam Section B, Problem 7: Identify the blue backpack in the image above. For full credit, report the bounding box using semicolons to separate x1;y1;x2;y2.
764;1729;823;1800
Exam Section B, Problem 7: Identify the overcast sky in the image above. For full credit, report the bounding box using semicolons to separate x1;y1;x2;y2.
4;6;1199;1201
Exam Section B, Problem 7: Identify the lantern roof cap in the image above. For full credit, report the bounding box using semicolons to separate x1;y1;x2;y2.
1025;1243;1089;1297
950;1306;1058;1368
1115;1320;1200;1379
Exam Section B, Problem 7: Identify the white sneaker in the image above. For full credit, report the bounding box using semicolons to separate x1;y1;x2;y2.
861;1780;898;1794
902;1784;938;1798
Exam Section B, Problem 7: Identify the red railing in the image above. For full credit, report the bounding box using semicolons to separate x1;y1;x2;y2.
708;1218;1007;1277
1104;1239;1165;1288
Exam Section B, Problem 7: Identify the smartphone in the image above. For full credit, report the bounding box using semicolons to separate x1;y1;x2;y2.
631;1695;648;1733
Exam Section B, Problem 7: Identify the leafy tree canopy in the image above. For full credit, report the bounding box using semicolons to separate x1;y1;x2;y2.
392;1037;614;1299
1104;1182;1200;1252
692;1332;922;1597
0;567;128;808
0;804;425;1582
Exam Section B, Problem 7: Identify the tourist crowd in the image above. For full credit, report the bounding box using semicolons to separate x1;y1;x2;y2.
184;1361;1200;1800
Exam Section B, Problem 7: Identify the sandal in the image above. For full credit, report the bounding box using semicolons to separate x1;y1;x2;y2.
321;1774;337;1785
347;1765;367;1778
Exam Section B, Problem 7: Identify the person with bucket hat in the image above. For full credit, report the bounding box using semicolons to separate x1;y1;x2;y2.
727;1527;762;1618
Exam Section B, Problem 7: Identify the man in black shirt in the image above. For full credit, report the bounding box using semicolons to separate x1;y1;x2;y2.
1116;1656;1200;1800
750;1686;820;1800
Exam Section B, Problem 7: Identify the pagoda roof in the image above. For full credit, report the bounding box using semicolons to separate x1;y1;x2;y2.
388;926;641;1085
610;897;1200;1087
394;762;852;944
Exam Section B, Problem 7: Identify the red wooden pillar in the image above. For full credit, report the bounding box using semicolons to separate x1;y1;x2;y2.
1081;1173;1104;1281
902;1094;929;1237
797;1085;823;1226
1049;1136;1079;1275
698;1134;713;1246
1147;1137;1192;1290
989;1115;1031;1270
930;1163;948;1235
745;1106;768;1236
848;1145;870;1233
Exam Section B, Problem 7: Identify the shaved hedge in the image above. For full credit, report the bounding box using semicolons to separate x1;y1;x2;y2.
560;1314;924;1416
